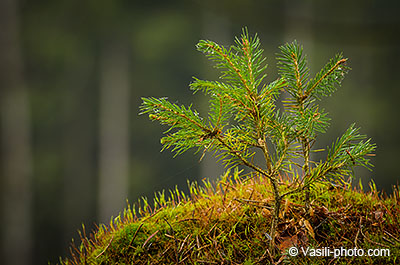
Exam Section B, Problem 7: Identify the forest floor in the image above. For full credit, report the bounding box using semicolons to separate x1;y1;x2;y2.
60;171;400;264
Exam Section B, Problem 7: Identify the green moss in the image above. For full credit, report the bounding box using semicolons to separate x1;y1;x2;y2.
59;174;400;264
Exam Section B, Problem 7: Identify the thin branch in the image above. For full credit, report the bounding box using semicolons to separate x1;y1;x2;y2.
153;103;209;133
216;135;273;181
203;43;254;97
305;58;348;98
242;37;255;86
280;183;305;199
290;51;303;92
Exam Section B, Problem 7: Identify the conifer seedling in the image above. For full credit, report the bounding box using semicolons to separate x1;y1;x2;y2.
140;28;376;251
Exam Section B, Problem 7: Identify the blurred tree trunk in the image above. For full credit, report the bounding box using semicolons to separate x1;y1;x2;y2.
0;0;33;264
62;62;97;249
98;41;130;223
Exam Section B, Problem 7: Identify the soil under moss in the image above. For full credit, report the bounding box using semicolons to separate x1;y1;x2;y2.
59;172;400;264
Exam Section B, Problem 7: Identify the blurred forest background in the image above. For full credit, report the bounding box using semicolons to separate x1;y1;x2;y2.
1;0;399;264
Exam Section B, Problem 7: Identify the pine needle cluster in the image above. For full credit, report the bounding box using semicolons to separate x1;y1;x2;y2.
140;28;376;251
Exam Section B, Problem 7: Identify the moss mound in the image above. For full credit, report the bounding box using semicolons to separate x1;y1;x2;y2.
60;172;400;264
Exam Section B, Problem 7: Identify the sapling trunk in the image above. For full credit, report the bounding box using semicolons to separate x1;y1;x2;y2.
304;185;310;213
269;176;281;253
258;137;283;251
302;137;311;214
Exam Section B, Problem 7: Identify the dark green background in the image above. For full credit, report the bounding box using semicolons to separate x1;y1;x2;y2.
1;0;399;264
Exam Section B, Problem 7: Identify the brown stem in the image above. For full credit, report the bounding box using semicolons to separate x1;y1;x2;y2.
302;137;311;214
216;134;282;253
269;177;281;254
258;138;273;174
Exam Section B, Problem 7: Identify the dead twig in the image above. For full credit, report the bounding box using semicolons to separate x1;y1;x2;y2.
179;234;190;253
359;218;390;248
382;236;395;245
176;218;200;223
129;223;143;248
96;234;114;258
381;203;400;228
384;230;400;243
234;198;273;209
142;230;159;249
164;217;180;263
196;260;218;264
354;228;360;249
266;248;275;264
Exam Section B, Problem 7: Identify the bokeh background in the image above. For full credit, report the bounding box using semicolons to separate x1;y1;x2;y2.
1;0;399;264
